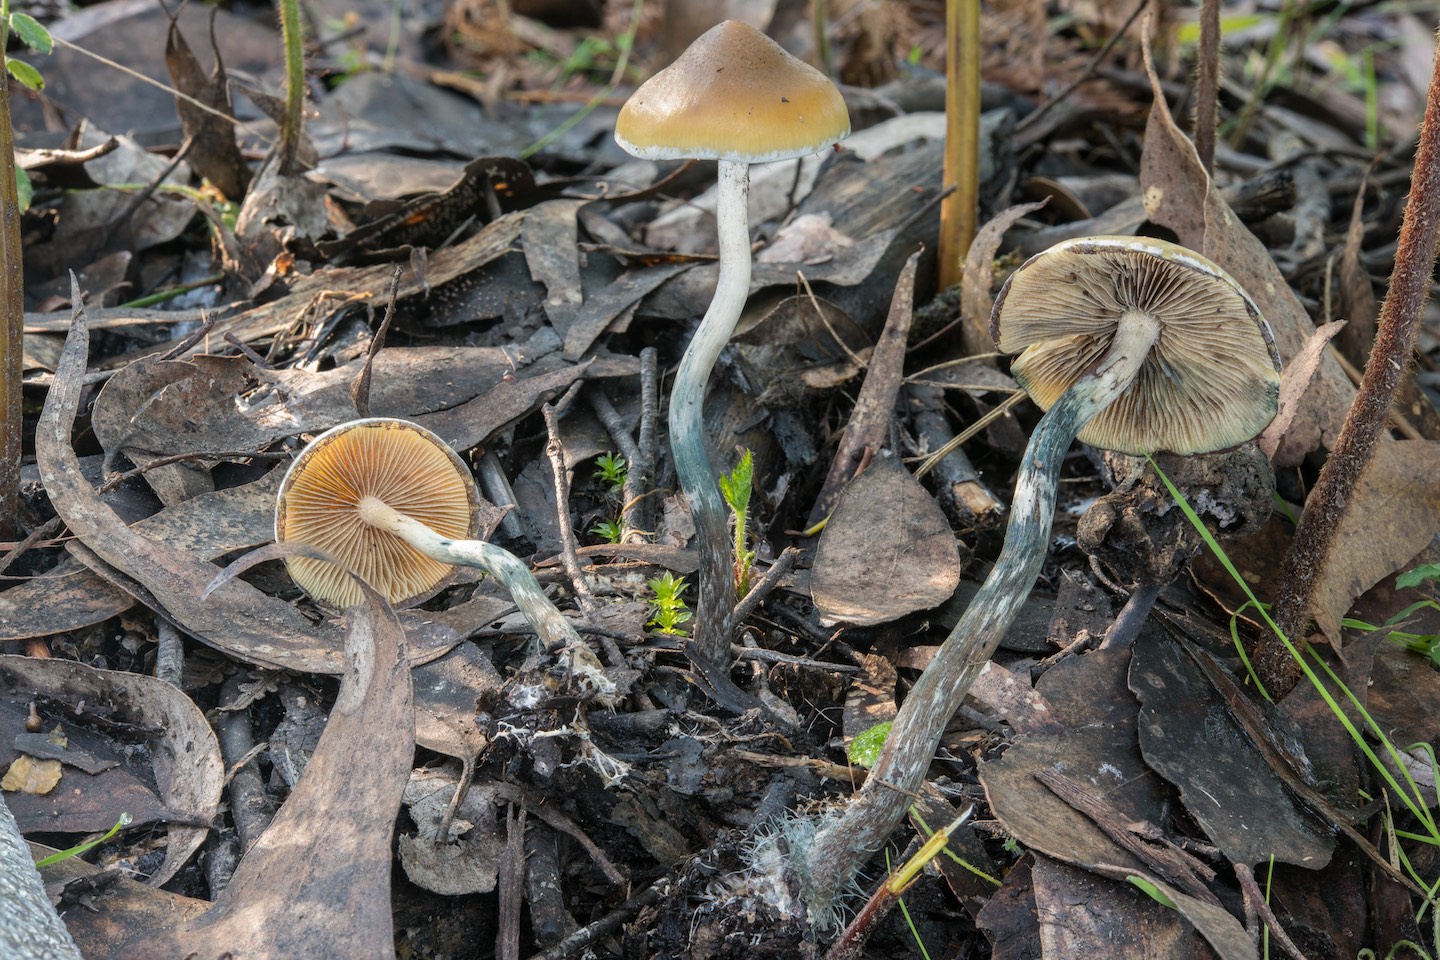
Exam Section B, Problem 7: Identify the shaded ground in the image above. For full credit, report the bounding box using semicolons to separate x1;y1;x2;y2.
3;2;1440;959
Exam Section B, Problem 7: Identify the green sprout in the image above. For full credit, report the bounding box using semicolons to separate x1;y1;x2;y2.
718;449;756;598
593;452;628;494
847;722;893;769
1342;564;1440;668
35;812;133;868
590;519;623;544
646;572;692;636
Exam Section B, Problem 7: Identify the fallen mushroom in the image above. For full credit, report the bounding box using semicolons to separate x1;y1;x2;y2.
614;20;850;663
276;418;612;695
797;236;1283;911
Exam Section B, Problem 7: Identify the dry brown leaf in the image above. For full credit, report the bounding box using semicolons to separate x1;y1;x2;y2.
811;456;960;627
1259;320;1345;460
960;200;1048;357
1;756;61;794
161;591;412;960
1;653;224;887
37;289;350;673
1312;438;1440;639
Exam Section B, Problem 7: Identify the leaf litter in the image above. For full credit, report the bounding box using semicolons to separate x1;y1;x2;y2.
2;3;1439;959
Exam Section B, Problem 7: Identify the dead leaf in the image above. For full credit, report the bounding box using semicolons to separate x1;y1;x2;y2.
1310;438;1440;638
165;16;251;200
398;770;504;895
72;585;416;960
961;200;1048;357
2;756;62;794
1259;320;1345;460
0;472;280;641
812;456;960;627
807;250;920;528
1129;637;1334;868
1031;858;1197;959
37;289;351;673
0;654;223;887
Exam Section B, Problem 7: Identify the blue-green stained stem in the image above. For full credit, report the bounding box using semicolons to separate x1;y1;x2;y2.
670;160;750;664
358;499;580;651
801;308;1159;909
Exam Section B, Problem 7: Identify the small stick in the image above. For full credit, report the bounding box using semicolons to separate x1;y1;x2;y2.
523;878;669;960
726;547;799;634
629;347;660;541
542;401;601;624
1015;0;1147;136
154;619;185;687
1234;862;1311;960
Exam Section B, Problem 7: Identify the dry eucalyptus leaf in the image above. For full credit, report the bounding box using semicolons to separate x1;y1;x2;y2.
1031;858;1195;959
0;471;280;642
1309;438;1440;639
960;200;1048;356
398;769;504;895
0;654;223;887
1137;26;1352;466
1129;637;1334;868
127;588;414;960
812;456;961;627
37;291;349;673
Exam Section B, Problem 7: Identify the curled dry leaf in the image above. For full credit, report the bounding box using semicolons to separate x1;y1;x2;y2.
122;584;414;960
36;287;349;673
0;654;223;888
1137;21;1352;466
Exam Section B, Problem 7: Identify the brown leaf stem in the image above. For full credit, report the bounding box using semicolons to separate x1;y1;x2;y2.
1263;28;1440;695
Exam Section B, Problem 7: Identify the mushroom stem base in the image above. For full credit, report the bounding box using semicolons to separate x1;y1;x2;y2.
798;313;1158;912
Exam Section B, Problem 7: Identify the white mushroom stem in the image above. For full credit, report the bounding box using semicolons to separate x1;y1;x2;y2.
799;309;1161;912
357;496;582;652
670;159;751;664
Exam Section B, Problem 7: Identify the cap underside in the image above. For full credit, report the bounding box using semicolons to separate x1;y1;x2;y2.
277;419;477;609
994;237;1282;455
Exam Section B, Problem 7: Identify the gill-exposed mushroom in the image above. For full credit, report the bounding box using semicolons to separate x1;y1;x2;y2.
614;20;850;663
276;419;607;691
799;236;1282;909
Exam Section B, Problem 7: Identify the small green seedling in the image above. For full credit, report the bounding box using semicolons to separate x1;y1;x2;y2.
1343;564;1440;668
593;452;628;494
846;721;892;769
590;519;623;544
718;449;757;598
646;572;692;636
34;812;133;868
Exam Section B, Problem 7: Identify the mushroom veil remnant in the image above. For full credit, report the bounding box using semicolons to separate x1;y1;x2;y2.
614;20;850;663
797;236;1282;913
276;418;612;697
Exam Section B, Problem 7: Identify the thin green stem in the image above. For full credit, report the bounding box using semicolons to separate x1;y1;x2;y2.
277;0;306;175
0;4;24;540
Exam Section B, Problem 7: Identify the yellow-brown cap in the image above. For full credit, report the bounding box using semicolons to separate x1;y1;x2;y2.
615;20;850;163
275;418;478;609
991;236;1283;455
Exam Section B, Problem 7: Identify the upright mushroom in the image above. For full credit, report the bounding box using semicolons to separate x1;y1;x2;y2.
614;20;850;663
798;236;1282;910
277;418;612;695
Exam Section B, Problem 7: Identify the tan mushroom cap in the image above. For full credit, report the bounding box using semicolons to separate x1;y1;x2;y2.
991;236;1282;455
275;418;478;609
615;20;850;164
